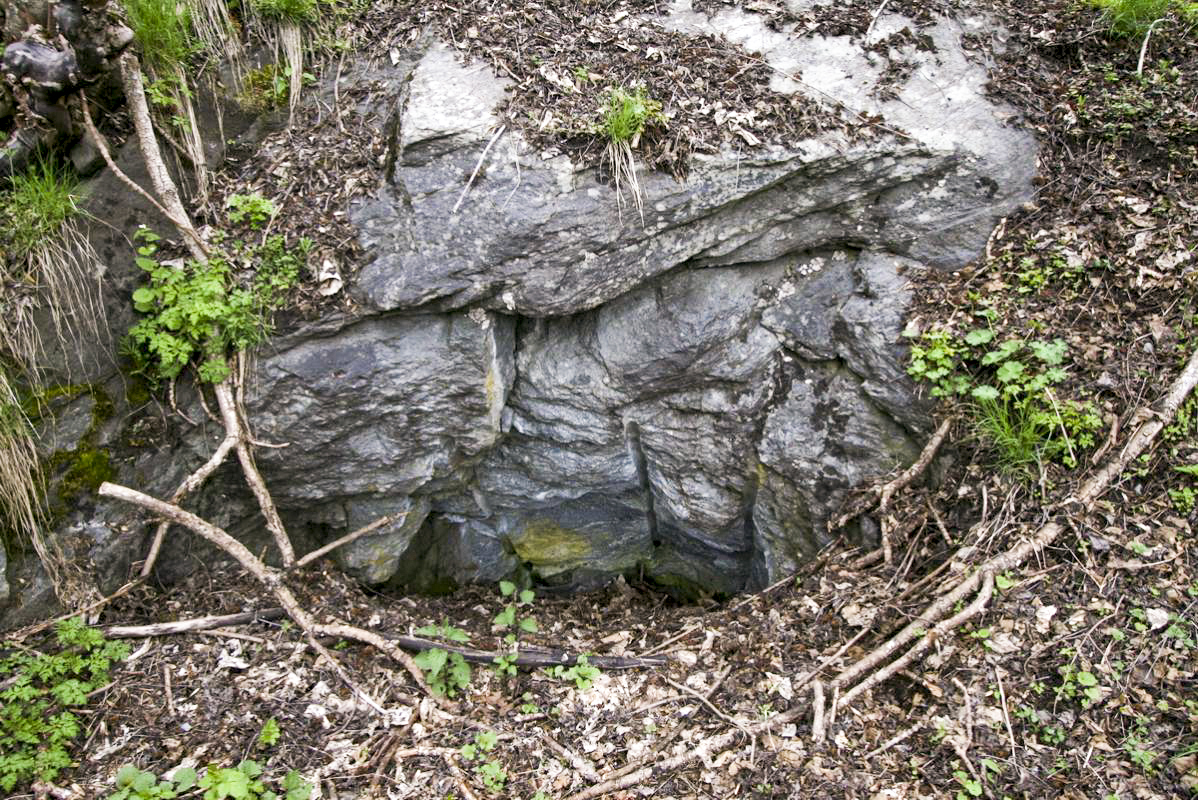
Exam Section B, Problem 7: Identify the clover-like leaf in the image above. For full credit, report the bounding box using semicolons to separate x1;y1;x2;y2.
965;328;995;346
971;385;1000;402
996;360;1025;383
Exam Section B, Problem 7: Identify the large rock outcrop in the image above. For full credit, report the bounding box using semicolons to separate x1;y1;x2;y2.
243;4;1033;594
2;0;1037;620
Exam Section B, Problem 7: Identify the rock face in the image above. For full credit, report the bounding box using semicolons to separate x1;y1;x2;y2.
1;1;1037;620
241;3;1034;594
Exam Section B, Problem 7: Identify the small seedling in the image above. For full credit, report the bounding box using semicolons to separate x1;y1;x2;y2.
412;647;472;698
548;654;601;690
415;619;471;643
953;769;983;799
492;581;537;680
460;731;506;793
257;717;281;748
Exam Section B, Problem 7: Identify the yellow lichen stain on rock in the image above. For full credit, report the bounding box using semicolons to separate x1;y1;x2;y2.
484;366;497;417
511;520;592;566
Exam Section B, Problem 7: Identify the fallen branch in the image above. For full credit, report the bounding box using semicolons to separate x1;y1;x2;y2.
381;635;668;671
294;513;403;570
98;481;448;710
6;580;141;642
140;393;239;577
833;416;953;533
96;603;664;671
116;53;209;261
103;608;287;638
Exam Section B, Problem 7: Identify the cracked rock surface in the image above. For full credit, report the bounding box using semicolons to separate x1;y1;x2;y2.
7;0;1038;612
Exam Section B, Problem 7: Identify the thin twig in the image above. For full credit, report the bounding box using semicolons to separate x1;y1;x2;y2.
1137;18;1168;77
453;126;505;214
833;417;953;533
865;720;923;759
294;513;403;569
864;0;890;41
811;679;826;743
995;667;1019;764
540;731;602;783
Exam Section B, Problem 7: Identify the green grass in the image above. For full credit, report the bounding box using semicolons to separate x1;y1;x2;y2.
122;0;196;72
599;86;663;145
251;0;319;24
1087;0;1198;36
972;397;1050;478
596;86;664;224
1;157;81;260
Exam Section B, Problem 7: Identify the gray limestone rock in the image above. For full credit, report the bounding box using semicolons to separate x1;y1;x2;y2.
13;0;1039;613
245;310;515;505
335;496;430;585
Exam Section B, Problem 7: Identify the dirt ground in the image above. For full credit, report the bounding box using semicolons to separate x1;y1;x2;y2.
5;0;1198;797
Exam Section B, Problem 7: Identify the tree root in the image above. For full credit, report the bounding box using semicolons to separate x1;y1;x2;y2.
833;416;953;563
573;344;1198;790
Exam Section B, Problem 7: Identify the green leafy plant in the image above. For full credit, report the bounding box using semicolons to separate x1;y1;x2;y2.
1;618;130;792
107;764;192;799
412;619;473;697
599;86;663;145
492;581;537;679
257;718;281;749
952;769;982;799
906;326;1102;475
1056;664;1103;707
547;654;601;690
412;647;472;698
238;64;317;111
226;193;277;229
415;619;472;644
109;760;312;800
123;228;308;385
460;731;506;793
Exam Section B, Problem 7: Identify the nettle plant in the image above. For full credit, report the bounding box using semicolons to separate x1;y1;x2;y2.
0;618;130;792
412;619;473;698
906;321;1103;474
124;227;309;385
493;580;538;678
226;192;277;229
